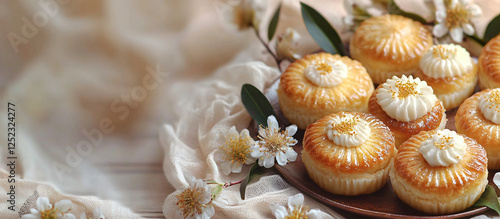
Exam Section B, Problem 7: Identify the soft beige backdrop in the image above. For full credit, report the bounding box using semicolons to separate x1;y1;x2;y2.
0;0;499;218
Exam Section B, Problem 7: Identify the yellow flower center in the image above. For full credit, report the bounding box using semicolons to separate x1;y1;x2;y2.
284;206;310;219
392;80;420;99
40;207;57;219
233;5;255;30
176;187;209;218
221;134;253;164
446;4;470;29
258;125;296;156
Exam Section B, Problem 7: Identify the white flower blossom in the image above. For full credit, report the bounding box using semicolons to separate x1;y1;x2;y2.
21;197;75;219
343;0;386;28
250;115;298;168
175;175;215;219
215;126;256;175
276;28;302;61
270;194;321;219
433;0;482;43
218;0;266;31
79;207;104;219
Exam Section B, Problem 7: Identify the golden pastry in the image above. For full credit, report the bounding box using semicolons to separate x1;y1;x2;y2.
456;88;500;169
478;34;500;89
368;75;447;147
350;14;433;84
278;53;374;130
390;129;488;214
302;112;396;195
415;44;478;110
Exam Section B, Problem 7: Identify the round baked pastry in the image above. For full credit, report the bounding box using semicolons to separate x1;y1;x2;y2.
278;53;374;130
456;88;500;169
368;75;447;147
415;44;478;110
350;14;433;84
390;129;488;214
302;112;396;196
478;34;500;89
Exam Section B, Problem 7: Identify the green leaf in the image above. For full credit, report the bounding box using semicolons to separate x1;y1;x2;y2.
267;4;281;41
484;14;500;44
387;0;427;24
211;184;223;199
239;163;265;200
467;34;486;46
241;84;277;127
300;2;346;56
473;185;500;215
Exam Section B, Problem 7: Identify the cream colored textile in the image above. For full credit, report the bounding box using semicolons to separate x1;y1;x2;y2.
160;62;341;218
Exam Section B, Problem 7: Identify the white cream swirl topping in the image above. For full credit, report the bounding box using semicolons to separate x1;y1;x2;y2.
376;75;438;122
419;130;467;167
479;89;500;124
326;113;371;147
420;44;472;79
304;60;347;87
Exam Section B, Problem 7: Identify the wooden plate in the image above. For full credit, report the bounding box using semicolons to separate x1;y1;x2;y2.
262;80;496;218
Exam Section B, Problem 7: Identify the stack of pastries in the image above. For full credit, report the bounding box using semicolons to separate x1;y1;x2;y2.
274;11;498;216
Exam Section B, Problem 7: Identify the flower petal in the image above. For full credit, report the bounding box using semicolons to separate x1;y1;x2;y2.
185;174;197;187
54;199;72;212
433;0;445;8
221;161;232;175
435;9;446;22
231;162;243;173
245;156;256;164
286;125;297;137
462;23;475;35
21;214;39;219
288;193;305;211
240;129;251;139
459;0;470;6
285;148;298;162
80;212;86;219
494;172;500;189
214;149;225;163
57;213;76;219
203;205;215;219
433;23;448;38
250;146;263;158
36;197;52;211
270;203;288;219
276;152;288;166
267;115;279;130
468;4;482;17
450;27;464;42
258;157;264;166
262;156;275;168
306;209;322;219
